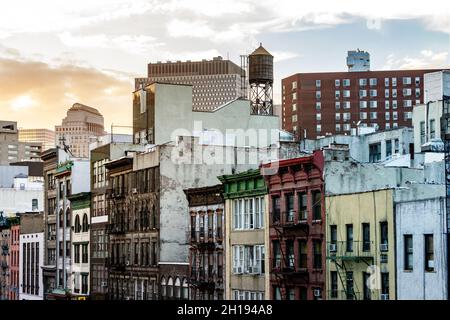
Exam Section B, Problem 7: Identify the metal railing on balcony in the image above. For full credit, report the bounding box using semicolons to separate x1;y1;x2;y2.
327;241;374;261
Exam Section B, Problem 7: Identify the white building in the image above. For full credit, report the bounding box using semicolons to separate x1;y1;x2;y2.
0;173;43;217
69;192;91;298
347;49;370;72
424;70;450;103
19;213;44;300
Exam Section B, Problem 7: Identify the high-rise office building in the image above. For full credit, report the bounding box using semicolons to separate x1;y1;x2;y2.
135;56;245;112
0;121;42;165
55;103;105;158
19;128;55;152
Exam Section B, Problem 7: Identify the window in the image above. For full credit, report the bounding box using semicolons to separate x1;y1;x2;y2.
292;103;297;111
335;102;341;109
316;80;321;87
346;224;353;252
424;234;434;272
394;139;399;153
312;190;322;220
386;140;392;158
313;240;322;269
343;124;351;131
404;112;412;121
343;112;351;122
81;274;88;294
316;113;321;121
336;124;341;132
380;222;388;249
359;90;367;98
272;196;280;223
370;89;377;97
292;114;297;123
359;78;367;86
330;272;338;298
369;101;377;108
381;273;389;297
392;89;397;98
335;79;340;87
316;124;321;132
369;78;377;86
292;92;297;100
392;100;397;109
316;102;321;110
403;88;412;96
385;89;390;98
343;101;350;109
385;101;390;109
335;90;341;99
286;240;294;268
420;121;426;145
362;223;370;251
335;113;341;121
415;77;420;85
369;143;381;162
404;100;412;108
393;112;398;121
403;77;412;85
316;91;321;99
330;225;337;244
415;88;420;98
343;90;350;98
82;244;88;263
404;235;413;271
232;245;264;274
74;244;80;263
298;240;307;269
286;194;294;222
385;112;390;121
298;192;307;221
370;112;377;120
292;81;297;89
430;119;436;139
233;197;264;230
82;214;89;232
392;77;397;87
343;79;350;87
273;241;281;269
346;272;354;300
359;101;367;109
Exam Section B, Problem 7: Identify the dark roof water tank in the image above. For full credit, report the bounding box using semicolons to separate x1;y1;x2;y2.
248;43;273;83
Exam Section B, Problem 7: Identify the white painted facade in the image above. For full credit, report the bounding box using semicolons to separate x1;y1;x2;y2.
424;70;450;103
395;197;448;300
71;206;90;296
19;232;44;300
412;101;443;153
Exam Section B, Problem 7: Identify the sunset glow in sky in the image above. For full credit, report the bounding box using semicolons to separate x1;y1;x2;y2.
0;0;449;130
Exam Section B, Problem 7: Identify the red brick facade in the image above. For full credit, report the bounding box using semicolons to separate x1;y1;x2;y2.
263;151;325;300
282;69;440;139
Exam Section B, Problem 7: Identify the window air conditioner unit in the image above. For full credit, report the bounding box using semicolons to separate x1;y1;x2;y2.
132;188;137;194
101;281;108;287
125;260;130;266
380;243;388;252
314;289;321;297
329;243;337;252
233;266;243;274
380;294;389;300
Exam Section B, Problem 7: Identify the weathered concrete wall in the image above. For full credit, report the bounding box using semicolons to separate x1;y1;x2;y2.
324;160;444;196
412;101;443;153
71;161;91;195
158;141;276;264
395;197;448;300
0;189;44;216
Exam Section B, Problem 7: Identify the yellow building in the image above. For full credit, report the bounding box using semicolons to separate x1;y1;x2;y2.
325;189;396;300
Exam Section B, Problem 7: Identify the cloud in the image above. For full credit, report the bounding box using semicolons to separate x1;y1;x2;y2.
0;53;133;129
382;50;449;70
272;51;300;63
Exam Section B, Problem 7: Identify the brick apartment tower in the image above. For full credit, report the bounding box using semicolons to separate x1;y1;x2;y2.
282;69;440;139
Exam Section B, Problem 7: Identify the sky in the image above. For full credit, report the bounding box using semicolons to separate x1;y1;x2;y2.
0;0;449;130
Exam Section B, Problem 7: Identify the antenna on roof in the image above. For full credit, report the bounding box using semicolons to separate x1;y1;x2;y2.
59;135;74;157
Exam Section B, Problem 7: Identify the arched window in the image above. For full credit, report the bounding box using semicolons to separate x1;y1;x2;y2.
82;213;89;232
181;278;189;299
167;277;173;298
75;215;81;233
160;277;166;299
65;209;71;228
174;277;181;299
